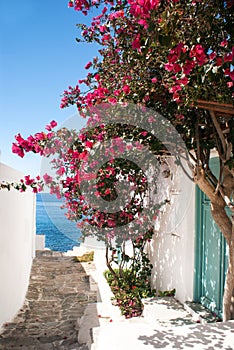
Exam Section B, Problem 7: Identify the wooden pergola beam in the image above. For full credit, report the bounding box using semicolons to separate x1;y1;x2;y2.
197;100;234;116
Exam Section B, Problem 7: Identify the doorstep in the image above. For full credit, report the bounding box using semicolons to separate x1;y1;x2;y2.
184;301;221;323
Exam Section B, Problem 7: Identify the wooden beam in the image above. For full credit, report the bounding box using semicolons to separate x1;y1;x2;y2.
196;100;234;116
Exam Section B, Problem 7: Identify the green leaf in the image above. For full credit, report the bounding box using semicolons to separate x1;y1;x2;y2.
158;35;172;47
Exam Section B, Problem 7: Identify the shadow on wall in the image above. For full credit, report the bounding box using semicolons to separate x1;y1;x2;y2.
148;158;195;303
138;321;234;349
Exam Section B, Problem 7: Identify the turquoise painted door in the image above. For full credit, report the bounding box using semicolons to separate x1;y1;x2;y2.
195;158;228;317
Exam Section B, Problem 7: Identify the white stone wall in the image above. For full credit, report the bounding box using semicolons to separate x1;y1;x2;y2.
0;163;35;329
148;157;195;303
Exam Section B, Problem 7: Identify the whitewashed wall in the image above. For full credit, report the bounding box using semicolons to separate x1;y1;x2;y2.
148;157;195;303
0;163;35;329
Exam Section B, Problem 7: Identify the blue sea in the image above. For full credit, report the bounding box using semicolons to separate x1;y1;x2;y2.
36;193;81;252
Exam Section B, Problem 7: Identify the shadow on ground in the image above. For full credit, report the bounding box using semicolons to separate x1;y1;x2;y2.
138;321;234;350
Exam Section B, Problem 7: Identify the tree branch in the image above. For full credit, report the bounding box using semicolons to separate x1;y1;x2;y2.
195;167;223;205
210;110;227;158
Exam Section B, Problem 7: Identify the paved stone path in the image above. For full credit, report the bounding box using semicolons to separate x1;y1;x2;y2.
0;251;97;350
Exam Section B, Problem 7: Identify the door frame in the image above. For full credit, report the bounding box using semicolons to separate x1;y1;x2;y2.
194;158;227;317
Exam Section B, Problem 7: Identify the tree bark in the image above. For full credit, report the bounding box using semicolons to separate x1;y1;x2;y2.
210;204;234;321
222;219;234;321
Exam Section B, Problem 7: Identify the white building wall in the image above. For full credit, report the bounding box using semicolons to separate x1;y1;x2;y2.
0;163;35;329
148;157;195;303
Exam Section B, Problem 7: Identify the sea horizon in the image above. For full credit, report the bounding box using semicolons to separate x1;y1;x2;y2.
36;192;82;252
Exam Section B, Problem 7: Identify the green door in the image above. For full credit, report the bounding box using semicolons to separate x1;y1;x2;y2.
195;158;228;317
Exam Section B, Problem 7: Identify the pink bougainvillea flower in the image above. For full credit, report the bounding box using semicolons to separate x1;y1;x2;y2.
94;74;100;81
102;34;112;43
85;140;93;148
109;9;124;20
105;188;111;195
209;52;217;61
132;34;141;50
148;116;156;123
50;120;57;128
43;173;53;184
56;167;65;176
79;150;89;160
24;175;35;186
189;44;208;65
224;68;234;81
220;39;228;47
108;97;117;104
122;85;130;94
45;120;57;131
107;218;116;227
169;84;182;94
141;131;148;136
12;143;24;158
183;59;196;75
224;52;233;62
178;76;189;86
164;63;174;71
128;0;160;18
216;57;223;66
175;114;185;121
99;25;108;33
114;89;121;96
138;19;148;28
85;61;92;69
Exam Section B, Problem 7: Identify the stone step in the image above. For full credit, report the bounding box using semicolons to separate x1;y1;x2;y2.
0;335;83;349
0;253;97;350
36;250;65;258
184;301;221;323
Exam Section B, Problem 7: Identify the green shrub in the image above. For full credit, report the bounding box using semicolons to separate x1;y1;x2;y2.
73;251;94;262
104;229;157;318
158;288;176;297
104;267;156;318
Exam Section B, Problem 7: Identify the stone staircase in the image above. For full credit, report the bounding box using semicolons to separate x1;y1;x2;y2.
0;246;228;350
0;251;97;350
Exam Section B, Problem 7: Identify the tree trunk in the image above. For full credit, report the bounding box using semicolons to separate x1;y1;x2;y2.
232;287;234;319
210;204;234;320
222;217;234;321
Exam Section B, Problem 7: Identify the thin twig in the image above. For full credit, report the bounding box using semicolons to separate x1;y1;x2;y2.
195;115;202;179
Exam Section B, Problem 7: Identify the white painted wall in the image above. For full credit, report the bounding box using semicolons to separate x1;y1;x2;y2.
35;234;45;250
0;163;35;329
148;157;195;303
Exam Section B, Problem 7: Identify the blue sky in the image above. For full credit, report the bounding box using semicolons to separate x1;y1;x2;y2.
0;0;97;177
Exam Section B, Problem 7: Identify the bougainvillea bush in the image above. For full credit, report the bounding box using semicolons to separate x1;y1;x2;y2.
6;0;234;320
63;0;234;322
104;229;156;318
